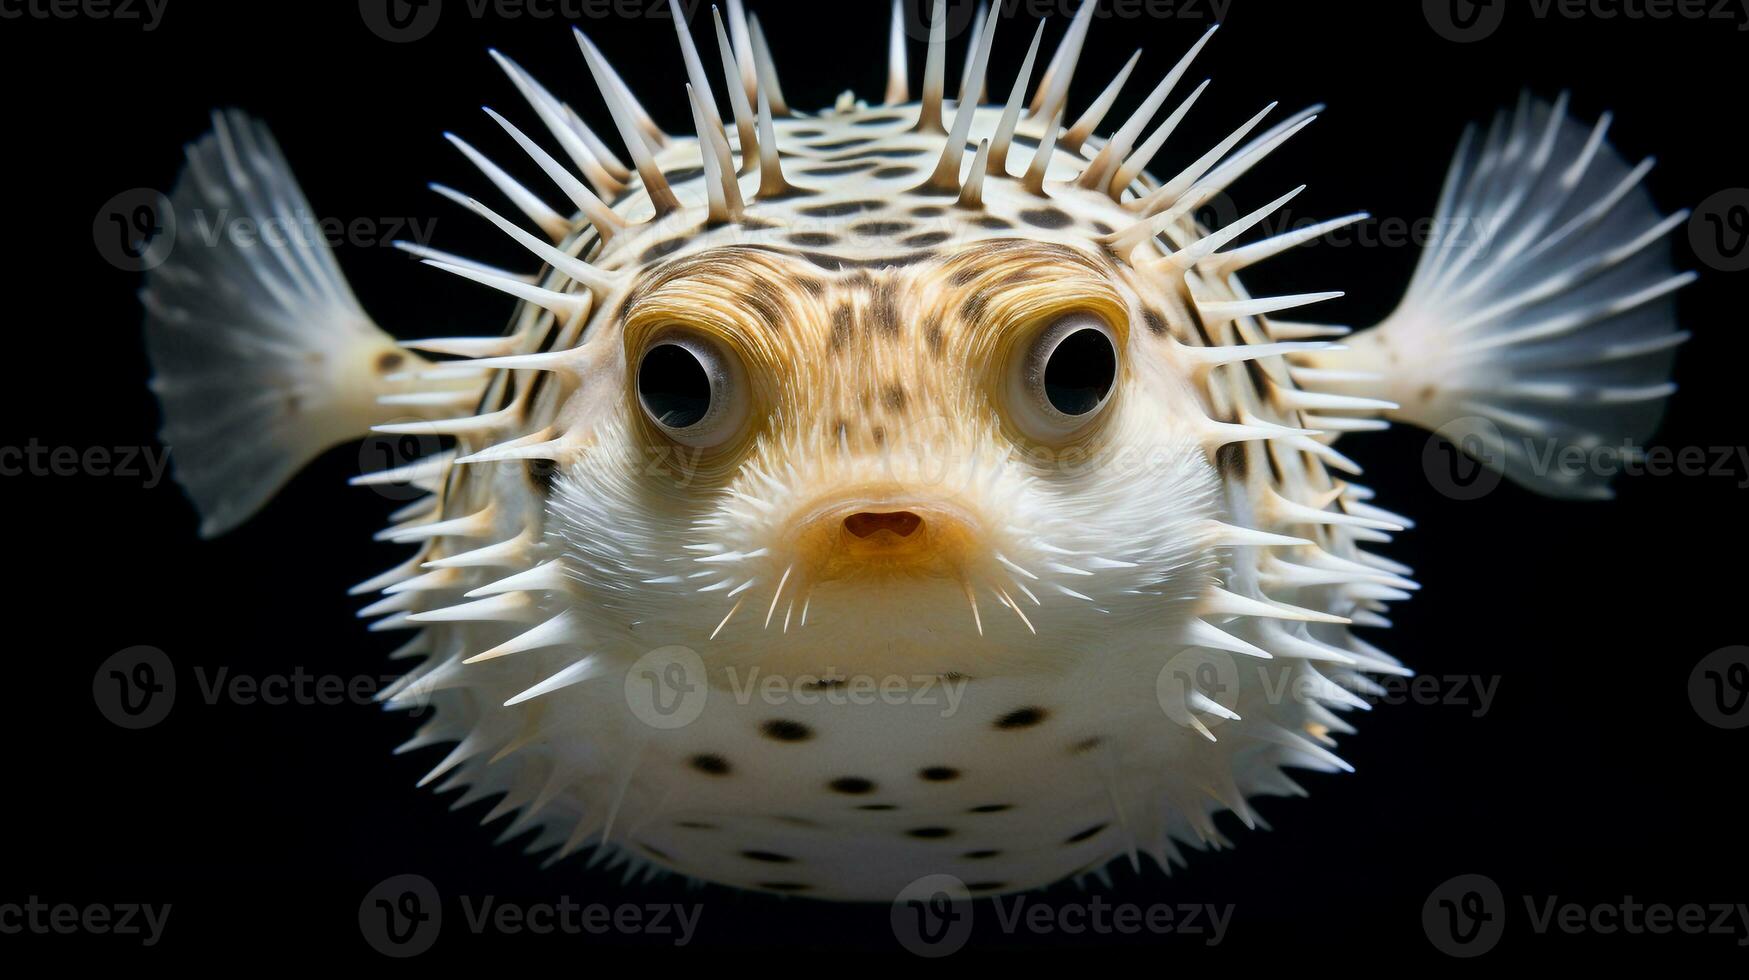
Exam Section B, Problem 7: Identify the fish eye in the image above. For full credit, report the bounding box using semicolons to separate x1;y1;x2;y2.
636;330;747;447
1008;312;1119;440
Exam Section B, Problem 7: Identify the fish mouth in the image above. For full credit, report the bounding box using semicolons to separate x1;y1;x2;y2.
786;490;984;584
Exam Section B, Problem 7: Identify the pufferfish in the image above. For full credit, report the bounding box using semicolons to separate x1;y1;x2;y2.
138;0;1690;900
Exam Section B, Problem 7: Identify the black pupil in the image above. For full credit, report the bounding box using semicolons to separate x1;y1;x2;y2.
638;343;712;429
1043;328;1116;416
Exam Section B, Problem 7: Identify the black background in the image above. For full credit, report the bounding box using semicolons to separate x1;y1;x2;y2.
5;0;1746;964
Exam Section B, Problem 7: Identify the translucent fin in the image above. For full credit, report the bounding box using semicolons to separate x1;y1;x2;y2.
1307;96;1691;499
140;111;467;536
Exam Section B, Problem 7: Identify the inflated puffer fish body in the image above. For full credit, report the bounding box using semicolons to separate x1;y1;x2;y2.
139;0;1689;900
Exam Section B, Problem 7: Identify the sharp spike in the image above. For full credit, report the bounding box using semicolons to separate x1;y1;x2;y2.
392;241;533;285
505;656;606;706
487;49;627;194
725;0;758;107
922;8;997;192
989;21;1046;176
883;0;908;105
1108;79;1211;194
754;80;795;199
442;132;569;242
481;107;624;240
1063;50;1140;152
1206;212;1369;275
1023;106;1066;196
687;84;744;223
916;0;948;133
1197;291;1344;323
1080;25;1219;193
1030;0;1096;121
574;29;681;214
669;0;723;135
959;139;991;208
747;14;789;116
420;257;589;320
957;2;990;105
1140;101;1280;214
441;190;617;294
712;6;758;169
1153;185;1305;271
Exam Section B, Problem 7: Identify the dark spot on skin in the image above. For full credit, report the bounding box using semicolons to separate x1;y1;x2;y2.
1070;736;1106;754
1419;383;1438;402
924;315;945;356
690;754;731;775
788;232;838;247
639;843;672;860
872;166;918;179
739;218;777;231
1065;823;1109;844
1142;309;1168;336
800;200;885;218
805;161;879;176
967;882;1007;892
826;147;927;160
805;676;848;690
810;137;876;151
776;815;820;828
972;215;1013;230
375;352;405;373
852;221;912;237
1092;221;1114;234
794;276;826;297
870;425;886;446
1012;134;1040;149
857;804;897;811
882;384;907;411
830;777;876;795
995;707;1049;730
525;458;557;494
788;128;824;138
1217;442;1248;481
920;767;959;781
639;238;688;263
742;850;794;863
902;231;951;247
907;827;953;839
676;821;716;830
759;882;810;892
963;850;1001;859
830;304;855;350
910;205;946;217
968;804;1012;813
869;280;901;336
1020;207;1074;229
663;166;704;184
761;719;813;742
853;114;908;127
798;251;933;270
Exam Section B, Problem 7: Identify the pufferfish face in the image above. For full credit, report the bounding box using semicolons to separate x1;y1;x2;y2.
551;239;1222;681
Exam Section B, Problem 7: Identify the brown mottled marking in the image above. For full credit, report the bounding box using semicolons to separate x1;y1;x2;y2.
1142;309;1167;336
924;315;945;356
788;232;838;247
1019;207;1074;229
882;384;907;411
830;304;855;351
868;280;901;336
